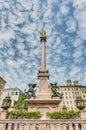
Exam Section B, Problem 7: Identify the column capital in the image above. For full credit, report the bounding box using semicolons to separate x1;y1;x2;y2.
40;37;46;42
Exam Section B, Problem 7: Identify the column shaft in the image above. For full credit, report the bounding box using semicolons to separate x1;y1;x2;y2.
41;40;46;71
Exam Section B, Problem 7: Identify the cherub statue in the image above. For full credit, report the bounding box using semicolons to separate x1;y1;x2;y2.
50;83;63;99
25;84;37;99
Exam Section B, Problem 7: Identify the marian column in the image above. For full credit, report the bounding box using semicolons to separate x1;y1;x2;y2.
26;31;62;114
37;31;50;99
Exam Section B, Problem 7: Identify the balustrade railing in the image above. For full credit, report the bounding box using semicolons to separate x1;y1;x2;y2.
0;119;86;130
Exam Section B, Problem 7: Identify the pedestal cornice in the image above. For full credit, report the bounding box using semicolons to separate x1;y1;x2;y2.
38;70;49;79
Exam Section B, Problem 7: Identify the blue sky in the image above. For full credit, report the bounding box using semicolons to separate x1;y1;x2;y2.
0;0;86;90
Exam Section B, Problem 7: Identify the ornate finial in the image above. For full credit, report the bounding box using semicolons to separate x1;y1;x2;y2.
41;31;46;37
40;31;46;42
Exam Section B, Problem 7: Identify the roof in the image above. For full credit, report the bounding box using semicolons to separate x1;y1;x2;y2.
0;77;6;83
3;87;23;92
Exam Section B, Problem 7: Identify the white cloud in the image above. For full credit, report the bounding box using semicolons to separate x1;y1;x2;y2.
73;0;86;10
7;47;15;56
66;18;77;33
0;29;15;41
0;0;86;90
60;4;70;15
73;0;86;40
69;66;81;77
73;37;83;47
17;42;25;50
72;49;82;59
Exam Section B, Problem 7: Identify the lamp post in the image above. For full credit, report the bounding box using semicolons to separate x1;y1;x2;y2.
2;95;11;110
75;96;85;110
62;105;67;111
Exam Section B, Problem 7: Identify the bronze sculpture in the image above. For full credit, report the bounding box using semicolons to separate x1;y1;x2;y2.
50;83;63;99
25;84;37;99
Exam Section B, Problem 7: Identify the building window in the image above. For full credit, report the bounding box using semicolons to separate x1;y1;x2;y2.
66;96;68;99
68;88;70;90
69;96;71;98
11;91;18;95
16;92;18;95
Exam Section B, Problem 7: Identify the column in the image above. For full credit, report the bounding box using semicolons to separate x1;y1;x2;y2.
8;123;12;130
40;31;46;71
41;40;46;71
14;124;18;130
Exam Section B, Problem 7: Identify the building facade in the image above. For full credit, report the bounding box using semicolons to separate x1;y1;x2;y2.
0;77;6;106
1;88;23;108
57;80;86;111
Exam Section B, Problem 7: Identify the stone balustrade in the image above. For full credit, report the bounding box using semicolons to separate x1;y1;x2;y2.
0;119;86;130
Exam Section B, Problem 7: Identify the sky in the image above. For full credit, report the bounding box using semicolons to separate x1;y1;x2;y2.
0;0;86;90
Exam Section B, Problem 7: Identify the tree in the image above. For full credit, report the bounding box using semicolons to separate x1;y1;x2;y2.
14;93;28;110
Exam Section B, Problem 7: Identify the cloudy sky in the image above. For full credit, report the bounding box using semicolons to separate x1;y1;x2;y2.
0;0;86;90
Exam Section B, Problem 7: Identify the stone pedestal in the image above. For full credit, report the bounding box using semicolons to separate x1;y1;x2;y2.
26;98;61;118
37;71;50;99
80;111;86;119
0;110;8;119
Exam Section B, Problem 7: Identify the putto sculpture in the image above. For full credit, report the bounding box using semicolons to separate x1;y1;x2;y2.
50;83;63;99
25;84;37;99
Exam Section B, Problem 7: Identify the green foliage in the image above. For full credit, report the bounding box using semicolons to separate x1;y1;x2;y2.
8;110;42;119
46;111;80;119
14;93;28;110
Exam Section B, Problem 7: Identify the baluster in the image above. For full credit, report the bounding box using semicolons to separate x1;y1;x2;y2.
63;124;67;130
69;124;73;130
36;124;41;130
81;124;86;130
14;124;18;130
50;124;55;130
30;124;35;130
2;123;6;130
25;124;30;130
40;124;46;130
20;124;24;130
8;123;12;130
75;124;79;130
56;124;62;130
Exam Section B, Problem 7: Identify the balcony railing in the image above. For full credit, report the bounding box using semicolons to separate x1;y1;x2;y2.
0;119;86;130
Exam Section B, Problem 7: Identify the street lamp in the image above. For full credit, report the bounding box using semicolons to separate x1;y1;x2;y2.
62;105;67;111
75;96;85;110
2;95;11;110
